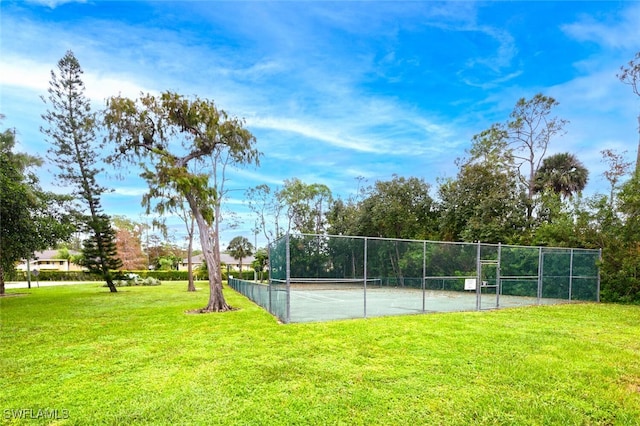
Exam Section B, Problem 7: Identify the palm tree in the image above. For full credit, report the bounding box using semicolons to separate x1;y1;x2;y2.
533;152;589;198
226;236;253;277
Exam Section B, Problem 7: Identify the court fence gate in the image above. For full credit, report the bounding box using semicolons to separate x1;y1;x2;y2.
229;233;601;323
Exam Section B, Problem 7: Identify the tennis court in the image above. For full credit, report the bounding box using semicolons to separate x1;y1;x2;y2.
287;286;570;323
229;233;600;323
230;278;582;323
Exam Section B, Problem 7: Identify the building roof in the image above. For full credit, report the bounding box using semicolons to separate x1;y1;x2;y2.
181;253;255;265
28;249;80;260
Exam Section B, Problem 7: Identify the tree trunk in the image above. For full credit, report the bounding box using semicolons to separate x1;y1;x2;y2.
0;264;5;295
636;115;640;177
394;242;404;287
101;257;117;293
351;248;356;277
105;274;117;293
187;252;195;292
187;220;196;292
191;199;230;312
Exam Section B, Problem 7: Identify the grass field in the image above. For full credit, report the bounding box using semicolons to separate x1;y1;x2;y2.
1;282;639;425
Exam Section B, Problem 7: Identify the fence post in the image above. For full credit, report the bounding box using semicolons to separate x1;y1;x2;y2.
363;237;368;319
537;248;543;304
286;233;291;324
476;241;481;311
422;240;426;313
267;242;272;315
597;249;602;303
497;242;502;308
569;248;574;301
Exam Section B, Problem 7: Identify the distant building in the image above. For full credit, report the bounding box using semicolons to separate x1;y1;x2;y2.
178;253;256;272
16;250;84;272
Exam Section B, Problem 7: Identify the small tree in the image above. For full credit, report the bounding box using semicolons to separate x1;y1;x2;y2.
144;192;199;291
104;91;259;312
601;149;632;209
41;50;122;291
252;248;268;282
227;236;253;276
112;217;147;270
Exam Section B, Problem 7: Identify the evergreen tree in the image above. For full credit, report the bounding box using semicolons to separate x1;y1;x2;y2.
41;50;122;292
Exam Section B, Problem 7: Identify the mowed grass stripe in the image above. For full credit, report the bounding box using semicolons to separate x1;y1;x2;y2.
1;282;639;425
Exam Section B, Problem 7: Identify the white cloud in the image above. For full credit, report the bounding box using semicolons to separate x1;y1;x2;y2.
562;3;640;49
112;187;148;197
0;53;152;104
25;0;86;9
249;116;386;154
0;56;51;92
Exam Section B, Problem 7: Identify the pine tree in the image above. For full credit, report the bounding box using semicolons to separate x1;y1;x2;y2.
41;50;122;292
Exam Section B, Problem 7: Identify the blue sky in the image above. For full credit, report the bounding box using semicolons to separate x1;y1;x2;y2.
1;1;639;250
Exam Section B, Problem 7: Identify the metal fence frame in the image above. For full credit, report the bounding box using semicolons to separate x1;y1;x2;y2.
229;233;601;323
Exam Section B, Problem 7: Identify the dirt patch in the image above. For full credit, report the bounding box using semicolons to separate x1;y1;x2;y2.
0;293;29;298
628;383;640;394
185;306;239;314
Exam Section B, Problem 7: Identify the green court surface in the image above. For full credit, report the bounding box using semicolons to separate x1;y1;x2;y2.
287;287;571;323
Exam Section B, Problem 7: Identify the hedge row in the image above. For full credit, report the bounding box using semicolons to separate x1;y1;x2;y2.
8;269;260;282
9;270;103;282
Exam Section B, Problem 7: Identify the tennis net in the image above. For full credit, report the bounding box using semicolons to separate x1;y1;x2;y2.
272;277;382;291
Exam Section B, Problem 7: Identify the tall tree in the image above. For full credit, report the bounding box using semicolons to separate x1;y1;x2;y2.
533;152;589;199
104;91;259;312
246;180;333;243
0;126;73;294
467;94;567;224
618;51;640;174
439;123;527;243
508;94;568;207
606;174;640;302
438;163;526;243
280;178;333;235
245;184;285;246
41;50;122;292
227;236;253;275
358;175;437;240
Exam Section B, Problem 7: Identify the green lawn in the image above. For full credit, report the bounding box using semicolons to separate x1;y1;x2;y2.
1;282;639;425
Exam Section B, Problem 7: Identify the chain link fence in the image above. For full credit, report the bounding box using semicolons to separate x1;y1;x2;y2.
229;234;600;323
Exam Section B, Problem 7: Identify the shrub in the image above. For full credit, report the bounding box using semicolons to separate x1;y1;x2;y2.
125;270;189;281
110;275;162;287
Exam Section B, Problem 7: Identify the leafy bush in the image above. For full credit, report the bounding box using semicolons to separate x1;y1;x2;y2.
126;270;189;281
110;275;162;287
225;270;257;281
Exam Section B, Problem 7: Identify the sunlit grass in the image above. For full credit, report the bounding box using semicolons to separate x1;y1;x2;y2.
1;282;639;425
